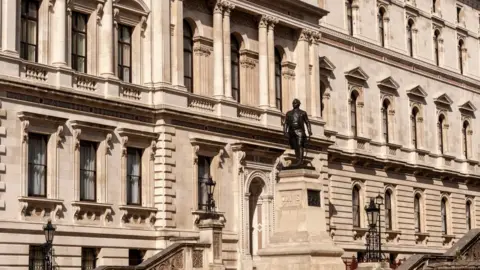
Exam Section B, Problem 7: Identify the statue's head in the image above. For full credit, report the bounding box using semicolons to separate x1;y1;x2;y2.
292;99;301;109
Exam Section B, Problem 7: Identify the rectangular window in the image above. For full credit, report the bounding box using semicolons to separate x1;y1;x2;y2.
127;148;142;205
72;12;88;73
198;156;211;211
20;0;39;61
129;249;145;266
414;196;421;232
118;25;132;83
29;245;44;270
81;248;97;270
457;6;461;23
350;99;357;136
346;1;353;35
80;141;97;201
28;133;48;197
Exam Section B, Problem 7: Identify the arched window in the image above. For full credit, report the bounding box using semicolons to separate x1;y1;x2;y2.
346;0;354;36
434;30;440;66
231;35;240;102
352;186;361;227
183;21;194;93
414;194;421;232
407;19;414;57
350;91;358;136
385;190;393;230
438;115;445;154
467;201;472;230
320;81;326;117
458;39;464;74
411;108;419;149
378;8;385;47
274;48;282;110
441;198;448;234
382;100;390;143
463;121;469;158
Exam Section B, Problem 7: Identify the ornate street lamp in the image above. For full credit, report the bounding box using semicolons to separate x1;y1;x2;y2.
365;195;384;262
43;220;56;270
206;177;216;213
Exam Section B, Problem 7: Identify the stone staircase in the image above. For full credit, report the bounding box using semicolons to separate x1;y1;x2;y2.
94;242;210;270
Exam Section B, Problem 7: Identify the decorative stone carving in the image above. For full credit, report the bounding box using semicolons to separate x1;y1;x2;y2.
56;125;64;146
119;205;157;228
96;3;104;24
21;120;29;143
105;133;113;153
72;201;113;226
121;136;128;157
150;140;157;161
73;128;81;150
192;250;203;267
18;197;64;222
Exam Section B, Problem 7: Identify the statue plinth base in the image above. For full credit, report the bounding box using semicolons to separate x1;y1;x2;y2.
256;168;344;270
357;262;391;270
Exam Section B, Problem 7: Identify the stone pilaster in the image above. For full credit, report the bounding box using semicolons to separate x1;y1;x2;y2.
171;0;184;88
267;17;278;109
154;126;177;228
2;0;18;55
240;49;258;106
193;37;213;96
51;0;67;67
98;0;114;77
151;0;171;85
222;1;234;100
295;29;311;107
213;1;224;98
309;32;321;118
258;16;269;108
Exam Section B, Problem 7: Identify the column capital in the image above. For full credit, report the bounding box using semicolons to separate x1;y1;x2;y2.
221;1;235;15
310;31;321;44
258;15;269;28
298;29;313;41
211;0;223;14
267;16;279;27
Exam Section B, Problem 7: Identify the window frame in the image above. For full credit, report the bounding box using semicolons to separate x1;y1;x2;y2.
385;190;393;230
183;20;194;93
126;147;143;205
407;19;414;57
352;185;361;227
197;155;212;211
441;198;448;235
458;39;464;74
346;0;354;36
20;0;40;62
414;194;421;233
434;30;440;66
81;248;97;270
378;8;385;47
463;121;469;158
438;115;445;154
117;24;133;83
411;108;418;149
71;11;89;73
274;48;283;111
350;91;358;137
27;133;49;197
382;100;390;143
29;245;44;270
466;200;472;231
231;35;241;103
79;140;98;202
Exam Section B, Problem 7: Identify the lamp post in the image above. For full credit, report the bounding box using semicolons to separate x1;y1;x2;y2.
365;194;384;262
206;177;216;213
43;219;56;270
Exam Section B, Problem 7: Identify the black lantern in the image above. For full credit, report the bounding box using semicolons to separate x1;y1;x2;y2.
365;198;380;228
43;220;56;244
375;194;384;207
206;177;216;212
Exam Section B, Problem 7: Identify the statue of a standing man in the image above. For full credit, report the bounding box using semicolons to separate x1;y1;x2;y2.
283;99;312;167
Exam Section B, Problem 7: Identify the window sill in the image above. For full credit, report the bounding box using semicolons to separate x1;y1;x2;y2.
119;205;157;228
385;229;401;243
71;201;113;225
414;232;429;244
352;227;368;240
18;197;64;221
442;234;455;245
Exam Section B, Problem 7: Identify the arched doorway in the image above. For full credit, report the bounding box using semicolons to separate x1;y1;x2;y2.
248;178;265;256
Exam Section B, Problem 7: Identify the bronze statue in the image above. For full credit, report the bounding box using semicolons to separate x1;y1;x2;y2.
283;98;312;167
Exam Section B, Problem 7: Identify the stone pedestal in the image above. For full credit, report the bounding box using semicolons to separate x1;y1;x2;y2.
256;168;344;270
194;211;226;270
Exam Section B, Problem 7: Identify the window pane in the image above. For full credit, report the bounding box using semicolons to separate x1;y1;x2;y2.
27;45;36;62
21;20;27;42
77;34;86;56
28;134;47;197
77;15;86;32
80;142;96;201
77;57;85;73
123;45;131;66
27;20;37;44
123;67;130;82
184;52;192;77
127;148;142;205
28;2;38;18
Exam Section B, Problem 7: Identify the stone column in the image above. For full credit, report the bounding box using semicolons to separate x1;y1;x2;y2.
223;2;234;100
267;17;278;109
171;0;184;87
99;0;114;77
309;32;321;117
294;29;311;107
51;0;67;66
213;2;224;98
2;0;18;55
258;16;269;108
152;0;171;85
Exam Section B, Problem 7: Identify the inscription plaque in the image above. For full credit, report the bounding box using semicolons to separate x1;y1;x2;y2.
280;190;302;208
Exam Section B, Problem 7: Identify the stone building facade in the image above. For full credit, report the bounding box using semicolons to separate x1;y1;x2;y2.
0;0;480;269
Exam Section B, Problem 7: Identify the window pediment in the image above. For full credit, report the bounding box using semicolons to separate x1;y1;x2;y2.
190;137;227;165
460;101;477;113
117;128;157;141
434;93;453;107
113;0;149;16
18;111;68;125
377;76;399;91
345;66;369;81
406;85;427;99
319;56;336;72
70;120;116;134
